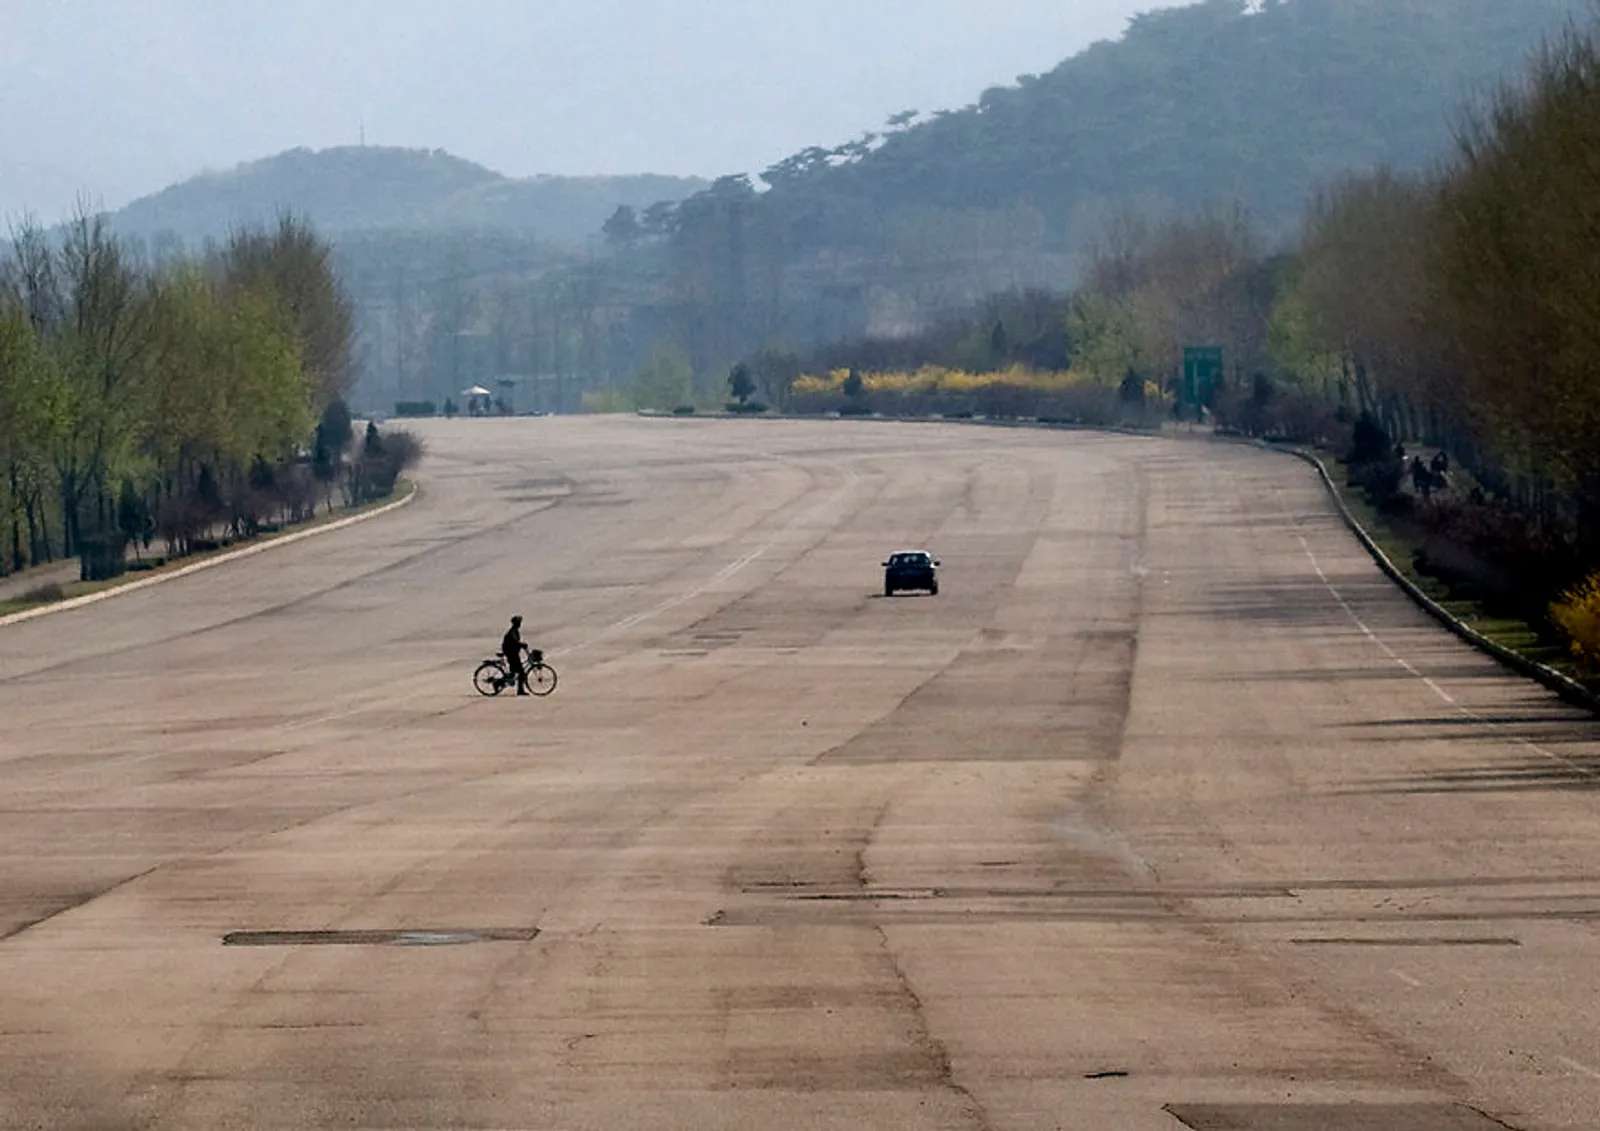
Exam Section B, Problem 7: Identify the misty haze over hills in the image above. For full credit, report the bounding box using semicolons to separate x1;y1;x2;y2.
0;1;1194;221
56;0;1590;415
105;147;707;250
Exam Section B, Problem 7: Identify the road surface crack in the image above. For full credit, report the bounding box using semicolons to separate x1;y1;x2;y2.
874;924;994;1131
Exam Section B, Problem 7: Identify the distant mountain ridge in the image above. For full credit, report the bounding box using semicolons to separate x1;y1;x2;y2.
106;146;707;249
601;0;1589;380
719;0;1587;249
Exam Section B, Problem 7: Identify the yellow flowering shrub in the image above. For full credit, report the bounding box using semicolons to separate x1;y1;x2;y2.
784;364;1174;426
1551;572;1600;669
791;374;835;395
794;366;1116;394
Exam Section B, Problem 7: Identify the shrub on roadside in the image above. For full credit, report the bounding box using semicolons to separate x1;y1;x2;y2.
1275;392;1348;446
1352;455;1406;512
973;382;1040;419
349;426;425;503
1551;573;1600;670
158;494;216;558
1400;492;1586;626
1346;412;1390;467
1035;384;1123;427
77;534;128;582
1212;384;1344;445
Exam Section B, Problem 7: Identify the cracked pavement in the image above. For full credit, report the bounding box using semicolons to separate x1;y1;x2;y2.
1;417;1597;1130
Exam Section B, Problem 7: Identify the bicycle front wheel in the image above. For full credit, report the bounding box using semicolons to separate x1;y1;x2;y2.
527;663;558;696
473;659;508;697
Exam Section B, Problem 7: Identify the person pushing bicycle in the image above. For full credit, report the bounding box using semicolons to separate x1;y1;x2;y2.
501;615;533;696
472;622;557;698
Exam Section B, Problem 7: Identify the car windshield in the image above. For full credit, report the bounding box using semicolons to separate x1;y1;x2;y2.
891;553;930;565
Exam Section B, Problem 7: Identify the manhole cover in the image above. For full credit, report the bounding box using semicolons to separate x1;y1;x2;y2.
222;927;539;947
1164;1104;1519;1130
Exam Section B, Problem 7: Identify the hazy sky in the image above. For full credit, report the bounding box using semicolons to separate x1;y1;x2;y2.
0;0;1184;219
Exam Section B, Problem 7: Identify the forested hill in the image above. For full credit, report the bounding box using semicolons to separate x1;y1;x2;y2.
720;0;1583;250
106;146;706;249
538;0;1584;405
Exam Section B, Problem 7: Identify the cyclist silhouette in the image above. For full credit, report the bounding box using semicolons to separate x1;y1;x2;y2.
501;615;530;696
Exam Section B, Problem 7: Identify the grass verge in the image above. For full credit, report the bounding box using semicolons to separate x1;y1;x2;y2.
1312;451;1593;692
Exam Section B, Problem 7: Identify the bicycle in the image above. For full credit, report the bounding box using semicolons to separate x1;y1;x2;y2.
473;647;558;697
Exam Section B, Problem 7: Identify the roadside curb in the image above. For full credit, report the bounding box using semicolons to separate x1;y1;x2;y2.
635;409;1166;439
0;481;418;630
1280;444;1600;716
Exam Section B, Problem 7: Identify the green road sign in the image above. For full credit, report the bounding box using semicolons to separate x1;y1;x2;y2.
1183;346;1224;405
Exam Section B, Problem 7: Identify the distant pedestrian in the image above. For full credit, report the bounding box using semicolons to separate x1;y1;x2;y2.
1410;456;1434;500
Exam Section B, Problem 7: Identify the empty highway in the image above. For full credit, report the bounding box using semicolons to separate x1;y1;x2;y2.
1;417;1597;1131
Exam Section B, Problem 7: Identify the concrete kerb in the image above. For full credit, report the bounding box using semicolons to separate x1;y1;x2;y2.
634;409;1166;439
1276;443;1600;717
0;481;418;631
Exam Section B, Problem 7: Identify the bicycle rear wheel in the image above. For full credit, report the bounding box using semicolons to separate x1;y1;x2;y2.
527;663;558;696
473;659;508;697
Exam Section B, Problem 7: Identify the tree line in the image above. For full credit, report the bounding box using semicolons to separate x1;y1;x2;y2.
0;212;416;583
1235;19;1598;619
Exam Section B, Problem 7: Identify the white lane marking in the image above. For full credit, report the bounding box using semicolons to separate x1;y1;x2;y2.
1555;1055;1600;1080
280;704;372;733
1292;529;1597;781
1390;969;1422;987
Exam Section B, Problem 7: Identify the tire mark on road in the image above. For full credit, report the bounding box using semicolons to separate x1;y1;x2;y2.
0;865;160;943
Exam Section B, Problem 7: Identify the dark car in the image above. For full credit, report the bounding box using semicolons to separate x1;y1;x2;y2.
883;550;940;596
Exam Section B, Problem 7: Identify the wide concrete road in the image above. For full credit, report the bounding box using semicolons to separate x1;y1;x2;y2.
2;418;1597;1131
